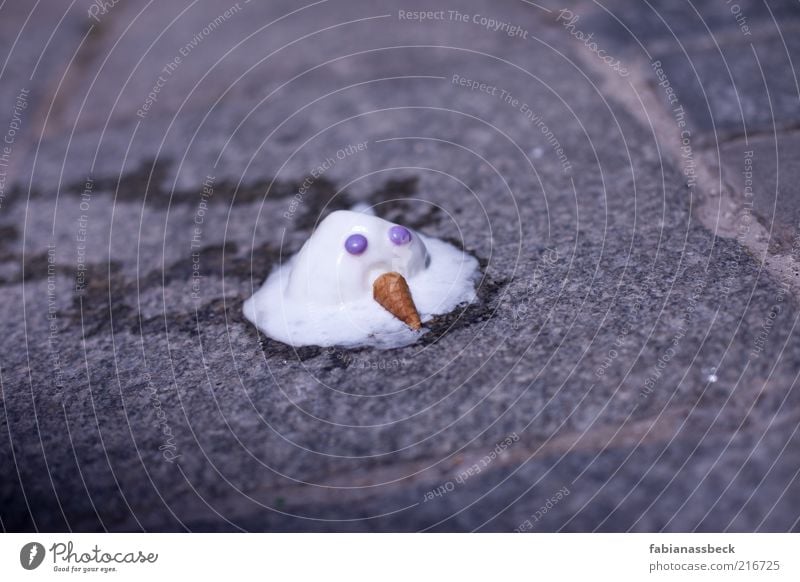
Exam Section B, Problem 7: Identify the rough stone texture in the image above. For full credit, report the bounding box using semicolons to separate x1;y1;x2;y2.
583;0;800;50
647;34;800;140
720;134;800;254
581;0;800;137
1;0;799;532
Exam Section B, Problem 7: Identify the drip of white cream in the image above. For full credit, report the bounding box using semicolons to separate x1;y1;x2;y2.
244;210;479;348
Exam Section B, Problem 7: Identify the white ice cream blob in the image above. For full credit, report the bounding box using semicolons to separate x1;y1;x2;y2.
243;209;479;348
285;211;430;305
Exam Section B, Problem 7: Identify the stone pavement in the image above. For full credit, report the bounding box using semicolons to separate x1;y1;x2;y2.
1;0;799;532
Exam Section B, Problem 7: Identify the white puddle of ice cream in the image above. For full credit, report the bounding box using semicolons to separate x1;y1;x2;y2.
243;209;479;348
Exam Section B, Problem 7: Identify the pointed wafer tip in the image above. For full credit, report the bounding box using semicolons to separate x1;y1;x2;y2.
373;272;422;330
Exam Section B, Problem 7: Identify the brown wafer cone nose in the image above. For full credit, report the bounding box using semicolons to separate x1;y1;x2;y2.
373;272;422;330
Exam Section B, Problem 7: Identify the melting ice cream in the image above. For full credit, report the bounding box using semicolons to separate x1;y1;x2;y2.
243;209;479;348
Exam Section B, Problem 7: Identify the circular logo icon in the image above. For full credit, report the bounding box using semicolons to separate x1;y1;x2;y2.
20;542;45;570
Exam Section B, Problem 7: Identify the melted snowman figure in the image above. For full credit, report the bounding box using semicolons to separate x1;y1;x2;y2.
244;209;479;348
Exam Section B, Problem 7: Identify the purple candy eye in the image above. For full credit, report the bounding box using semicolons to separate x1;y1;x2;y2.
344;233;368;255
388;225;412;246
